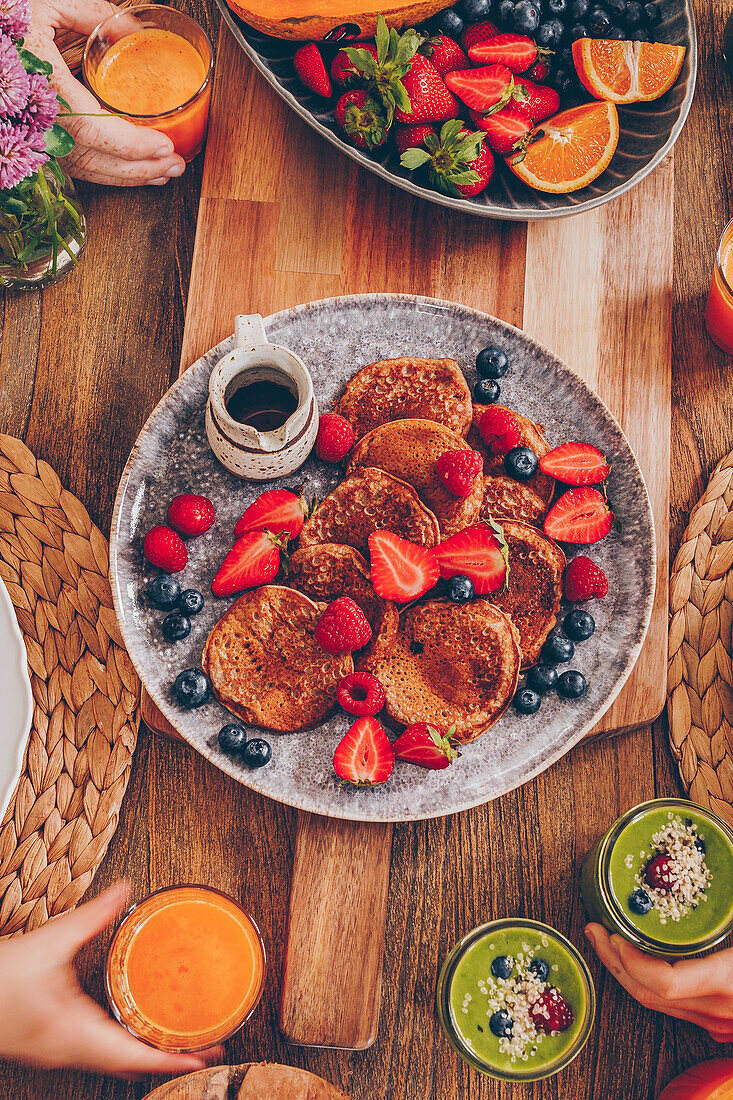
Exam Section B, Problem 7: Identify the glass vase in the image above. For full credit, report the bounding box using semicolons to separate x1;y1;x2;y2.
0;161;86;290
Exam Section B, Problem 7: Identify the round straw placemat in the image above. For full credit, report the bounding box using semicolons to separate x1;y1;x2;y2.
668;451;733;828
0;436;139;937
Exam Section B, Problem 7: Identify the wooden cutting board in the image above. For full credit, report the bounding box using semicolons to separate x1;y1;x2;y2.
143;1063;348;1099
141;19;671;1050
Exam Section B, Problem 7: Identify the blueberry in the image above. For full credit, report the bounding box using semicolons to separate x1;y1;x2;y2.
540;18;565;45
548;0;567;13
530;957;550;982
631;27;650;39
588;6;611;33
642;1;660;25
460;0;493;17
476;345;509;379
512;0;541;33
243;737;272;768
629;888;652;915
542;629;575;664
570;21;588;38
178;588;204;616
162;612;191;642
695;837;706;854
146;575;181;610
172;668;211;709
491;955;513;979
569;0;589;16
218;723;248;754
557;669;587;699
553;66;574;91
563;609;595;642
514;687;542;715
624;0;642;26
608;25;626;37
536;19;558;45
498;0;515;21
474;378;501;404
504;446;538;481
433;7;464;34
605;0;626;13
527;663;558;694
489;1010;514;1038
446;575;475;603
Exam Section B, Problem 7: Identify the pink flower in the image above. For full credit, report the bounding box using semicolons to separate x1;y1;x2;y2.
0;0;29;39
15;73;57;133
0;33;29;118
0;118;47;189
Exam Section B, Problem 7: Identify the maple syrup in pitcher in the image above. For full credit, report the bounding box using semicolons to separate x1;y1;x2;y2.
224;376;298;432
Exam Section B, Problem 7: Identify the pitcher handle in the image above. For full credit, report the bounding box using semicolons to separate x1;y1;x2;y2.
234;314;267;348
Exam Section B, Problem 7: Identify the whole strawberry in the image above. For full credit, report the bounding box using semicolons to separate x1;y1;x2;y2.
515;77;560;123
393;121;436;154
526;56;550;82
144;526;188;573
211;529;287;597
563;555;609;601
315;596;373;654
478;405;522;454
340;16;421;124
293;43;332;98
394;53;460;124
315;412;355;462
420;33;467;77
331;41;377;86
167;494;215;537
394;722;460;770
436;448;483;496
335;89;388;150
400;119;495;198
461;19;499;52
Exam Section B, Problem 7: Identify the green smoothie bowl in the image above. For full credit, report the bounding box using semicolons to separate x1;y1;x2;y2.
436;919;595;1083
581;798;733;959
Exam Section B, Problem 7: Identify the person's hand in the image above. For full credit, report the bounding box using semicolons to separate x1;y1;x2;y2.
26;0;186;185
0;881;224;1077
585;923;733;1042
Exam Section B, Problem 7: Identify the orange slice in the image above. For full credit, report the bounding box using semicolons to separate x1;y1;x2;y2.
508;101;619;194
572;38;686;104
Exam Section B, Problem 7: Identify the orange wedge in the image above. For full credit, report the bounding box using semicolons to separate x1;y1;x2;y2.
508;101;619;194
572;38;686;104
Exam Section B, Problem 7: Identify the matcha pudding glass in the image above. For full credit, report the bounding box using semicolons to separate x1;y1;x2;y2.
581;798;733;959
436;919;595;1082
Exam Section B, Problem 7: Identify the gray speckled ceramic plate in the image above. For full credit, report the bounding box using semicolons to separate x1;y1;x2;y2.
216;0;696;220
110;294;655;822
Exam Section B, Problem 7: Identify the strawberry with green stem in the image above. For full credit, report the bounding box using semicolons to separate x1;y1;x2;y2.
400;119;496;198
341;14;422;126
335;89;389;150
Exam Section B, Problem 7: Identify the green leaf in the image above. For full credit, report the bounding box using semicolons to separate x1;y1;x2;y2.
424;132;440;154
455;133;484;163
400;148;431;170
44;124;75;158
56;94;71;111
439;119;464;145
0;195;27;216
343;47;377;76
446;169;481;184
17;48;52;76
376;15;389;65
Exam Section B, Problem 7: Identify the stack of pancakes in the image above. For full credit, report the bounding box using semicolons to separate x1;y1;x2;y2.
205;357;564;742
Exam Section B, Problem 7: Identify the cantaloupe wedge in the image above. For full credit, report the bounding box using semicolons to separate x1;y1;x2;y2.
227;0;453;41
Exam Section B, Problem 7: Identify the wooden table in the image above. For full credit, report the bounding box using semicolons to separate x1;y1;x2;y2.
0;0;730;1095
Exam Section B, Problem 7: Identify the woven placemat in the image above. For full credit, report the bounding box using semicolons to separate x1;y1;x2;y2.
668;451;733;828
0;436;140;937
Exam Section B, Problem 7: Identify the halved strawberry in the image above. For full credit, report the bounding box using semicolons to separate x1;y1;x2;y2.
539;442;610;485
543;487;614;544
473;105;535;158
368;530;439;603
211;529;287;597
444;64;526;115
333;716;395;786
234;489;307;541
394;722;460;770
434;523;508;595
468;33;539;74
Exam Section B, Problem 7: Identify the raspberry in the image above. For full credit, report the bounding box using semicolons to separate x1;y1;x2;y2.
478;405;522;455
316;413;355;463
167;494;215;537
435;449;483;497
645;854;677;893
529;989;574;1033
563;555;609;601
337;671;386;716
315;597;372;654
143;526;188;573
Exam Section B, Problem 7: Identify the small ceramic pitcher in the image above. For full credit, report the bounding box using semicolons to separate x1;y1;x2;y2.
206;315;319;480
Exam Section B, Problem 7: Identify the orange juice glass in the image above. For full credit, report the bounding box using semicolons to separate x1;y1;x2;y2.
705;218;733;355
83;6;213;162
105;885;266;1052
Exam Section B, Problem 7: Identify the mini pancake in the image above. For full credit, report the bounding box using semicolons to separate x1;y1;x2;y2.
490;519;565;669
479;475;548;528
468;404;555;505
202;585;352;732
299;467;440;552
335;357;472;441
360;598;521;744
347;419;484;538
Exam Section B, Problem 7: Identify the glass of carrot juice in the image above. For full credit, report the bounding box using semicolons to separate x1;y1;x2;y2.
105;885;266;1052
705;218;733;355
83;6;213;163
